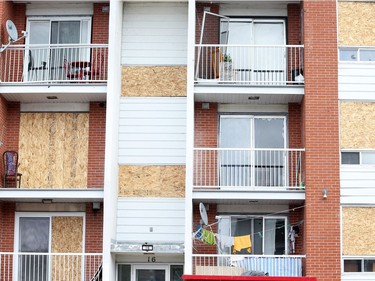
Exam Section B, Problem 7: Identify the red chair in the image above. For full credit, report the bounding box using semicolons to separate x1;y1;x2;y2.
3;151;22;188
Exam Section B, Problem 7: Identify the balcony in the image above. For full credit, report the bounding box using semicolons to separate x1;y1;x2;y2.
1;44;108;84
0;252;102;281
193;148;305;191
193;254;305;277
195;44;304;85
0;44;108;102
194;45;304;104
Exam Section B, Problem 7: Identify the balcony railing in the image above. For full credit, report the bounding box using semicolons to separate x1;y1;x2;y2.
193;254;305;277
0;252;102;281
0;44;108;84
194;148;305;190
195;44;304;85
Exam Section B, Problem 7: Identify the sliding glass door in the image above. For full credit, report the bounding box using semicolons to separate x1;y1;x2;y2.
219;115;286;187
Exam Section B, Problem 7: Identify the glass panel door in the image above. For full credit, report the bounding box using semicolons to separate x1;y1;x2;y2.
18;217;50;281
254;117;286;187
133;265;168;281
263;218;286;255
219;116;252;187
253;22;286;83
27;21;50;81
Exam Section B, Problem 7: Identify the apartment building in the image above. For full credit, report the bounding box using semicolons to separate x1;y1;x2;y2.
0;1;108;280
4;0;373;280
338;1;375;280
105;0;339;281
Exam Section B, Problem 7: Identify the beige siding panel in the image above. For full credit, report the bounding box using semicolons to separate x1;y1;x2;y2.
19;113;89;188
121;66;187;97
338;2;375;46
118;165;185;197
51;216;83;281
342;207;375;255
340;102;375;149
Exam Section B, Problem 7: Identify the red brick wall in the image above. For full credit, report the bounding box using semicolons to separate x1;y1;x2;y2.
85;203;103;253
92;3;109;44
0;202;16;252
87;102;106;188
194;102;217;148
196;3;219;44
302;1;340;280
289;103;302;149
5;102;20;152
288;4;302;45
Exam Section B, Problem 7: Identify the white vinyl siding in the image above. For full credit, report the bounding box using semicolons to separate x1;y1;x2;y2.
341;166;375;204
122;3;188;65
119;97;186;165
116;198;185;242
339;62;375;100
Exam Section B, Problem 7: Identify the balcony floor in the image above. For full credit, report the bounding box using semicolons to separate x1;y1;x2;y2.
0;84;107;103
194;84;304;104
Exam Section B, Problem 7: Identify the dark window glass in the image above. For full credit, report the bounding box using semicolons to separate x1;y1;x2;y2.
364;260;375;272
170;265;183;281
342;152;360;164
118;265;131;281
344;260;361;272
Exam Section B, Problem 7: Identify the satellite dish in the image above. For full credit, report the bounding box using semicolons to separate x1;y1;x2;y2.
6;20;18;42
199;202;208;225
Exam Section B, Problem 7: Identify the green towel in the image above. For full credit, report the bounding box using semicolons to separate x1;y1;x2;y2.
202;229;216;245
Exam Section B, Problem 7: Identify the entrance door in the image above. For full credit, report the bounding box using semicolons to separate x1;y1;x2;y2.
134;265;168;281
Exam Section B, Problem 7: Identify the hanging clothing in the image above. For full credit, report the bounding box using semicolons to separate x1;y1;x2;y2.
216;234;234;251
233;234;252;253
195;225;203;240
202;229;216;245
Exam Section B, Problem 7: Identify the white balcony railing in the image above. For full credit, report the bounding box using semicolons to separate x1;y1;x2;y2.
195;44;304;85
194;148;305;190
0;252;102;281
0;44;108;84
193;254;305;277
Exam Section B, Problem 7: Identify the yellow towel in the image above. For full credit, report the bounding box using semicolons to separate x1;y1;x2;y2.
233;235;252;254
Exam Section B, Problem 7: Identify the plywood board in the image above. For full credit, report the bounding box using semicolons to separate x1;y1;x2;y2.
338;2;375;46
18;113;89;188
121;66;187;97
340;102;375;148
342;207;375;255
119;165;185;197
51;216;83;281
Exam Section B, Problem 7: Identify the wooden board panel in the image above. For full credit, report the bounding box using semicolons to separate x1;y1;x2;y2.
342;207;375;255
339;2;375;46
340;102;375;149
51;216;83;281
121;66;187;97
18;113;89;188
118;165;185;197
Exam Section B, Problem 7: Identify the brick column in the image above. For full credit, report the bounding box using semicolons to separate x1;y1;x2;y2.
302;1;340;280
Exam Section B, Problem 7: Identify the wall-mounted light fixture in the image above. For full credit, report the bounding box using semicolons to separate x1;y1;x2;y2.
42;199;53;204
93;202;101;211
322;189;328;199
202;102;210;110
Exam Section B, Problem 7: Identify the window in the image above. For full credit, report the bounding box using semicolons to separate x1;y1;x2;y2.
341;151;375;165
15;213;84;281
218;216;287;255
219;115;287;187
339;47;375;62
344;259;375;272
25;17;91;81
